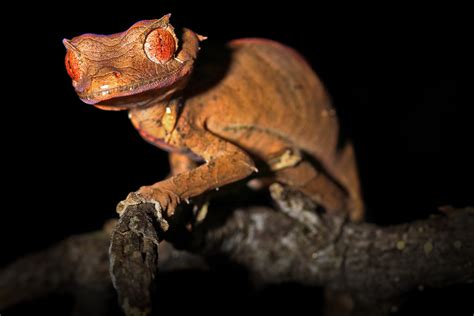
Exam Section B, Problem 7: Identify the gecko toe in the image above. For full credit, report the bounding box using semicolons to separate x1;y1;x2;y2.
149;199;169;232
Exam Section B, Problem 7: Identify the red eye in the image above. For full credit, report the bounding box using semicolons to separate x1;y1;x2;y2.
144;28;176;64
65;50;81;81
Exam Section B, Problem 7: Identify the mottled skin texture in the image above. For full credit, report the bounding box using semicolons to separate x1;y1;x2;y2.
64;15;364;222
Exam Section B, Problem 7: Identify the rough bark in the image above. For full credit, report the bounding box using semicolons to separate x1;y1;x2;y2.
196;206;474;314
0;219;205;315
1;198;473;315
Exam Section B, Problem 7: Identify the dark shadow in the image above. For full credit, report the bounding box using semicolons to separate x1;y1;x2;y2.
183;41;233;98
156;265;324;316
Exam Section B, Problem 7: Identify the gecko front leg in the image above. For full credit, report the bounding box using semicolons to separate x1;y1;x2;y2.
117;126;257;222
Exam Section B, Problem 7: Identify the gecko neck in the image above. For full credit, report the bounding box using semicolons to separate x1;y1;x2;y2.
128;97;183;151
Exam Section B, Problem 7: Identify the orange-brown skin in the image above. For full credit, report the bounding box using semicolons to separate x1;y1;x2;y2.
64;15;364;221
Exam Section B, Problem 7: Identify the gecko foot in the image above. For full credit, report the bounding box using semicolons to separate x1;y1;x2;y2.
116;191;170;232
270;183;322;233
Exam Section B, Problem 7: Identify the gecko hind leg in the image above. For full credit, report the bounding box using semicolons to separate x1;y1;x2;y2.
248;148;302;191
274;160;350;218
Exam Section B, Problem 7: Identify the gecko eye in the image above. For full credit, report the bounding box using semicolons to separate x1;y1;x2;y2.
65;50;81;81
144;28;176;64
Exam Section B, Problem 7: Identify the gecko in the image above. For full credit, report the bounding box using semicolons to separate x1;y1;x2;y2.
63;14;364;226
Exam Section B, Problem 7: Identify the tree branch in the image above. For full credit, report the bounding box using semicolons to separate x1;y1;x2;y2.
1;196;472;315
191;187;473;313
196;206;473;314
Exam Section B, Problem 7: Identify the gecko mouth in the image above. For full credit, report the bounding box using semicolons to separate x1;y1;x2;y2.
77;61;193;106
94;88;167;109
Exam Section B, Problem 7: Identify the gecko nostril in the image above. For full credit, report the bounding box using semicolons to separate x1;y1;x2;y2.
113;71;122;78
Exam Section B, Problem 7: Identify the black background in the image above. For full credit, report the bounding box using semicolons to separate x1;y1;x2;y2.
2;2;472;315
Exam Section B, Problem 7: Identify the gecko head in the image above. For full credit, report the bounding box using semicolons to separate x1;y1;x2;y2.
63;14;204;110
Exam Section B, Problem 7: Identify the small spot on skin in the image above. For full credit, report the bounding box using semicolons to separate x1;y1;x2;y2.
418;227;424;233
424;241;433;254
396;240;406;251
321;109;336;118
393;276;400;282
100;84;109;90
215;187;219;191
166;106;171;114
418;285;424;291
454;241;462;249
390;305;398;313
311;252;318;259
